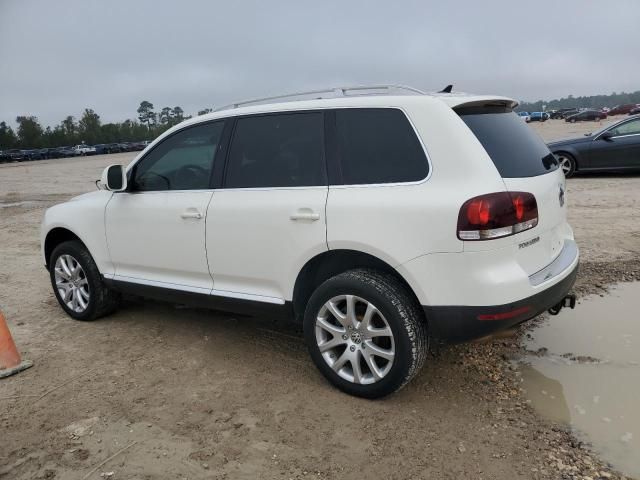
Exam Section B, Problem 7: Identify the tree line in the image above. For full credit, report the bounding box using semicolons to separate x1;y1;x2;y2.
0;101;214;150
518;90;640;112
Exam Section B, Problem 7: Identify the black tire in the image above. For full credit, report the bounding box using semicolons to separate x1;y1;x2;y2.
49;240;120;321
303;269;428;399
570;118;577;123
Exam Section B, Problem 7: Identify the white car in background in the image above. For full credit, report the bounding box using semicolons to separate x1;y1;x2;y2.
73;144;96;156
41;85;579;398
518;111;531;122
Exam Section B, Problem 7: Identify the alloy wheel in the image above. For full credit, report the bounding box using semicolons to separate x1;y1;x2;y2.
315;295;395;385
54;254;90;313
556;154;573;176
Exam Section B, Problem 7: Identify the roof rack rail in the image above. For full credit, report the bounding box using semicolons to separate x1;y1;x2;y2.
215;84;427;111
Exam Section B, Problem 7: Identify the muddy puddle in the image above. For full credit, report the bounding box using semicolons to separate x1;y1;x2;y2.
519;282;640;477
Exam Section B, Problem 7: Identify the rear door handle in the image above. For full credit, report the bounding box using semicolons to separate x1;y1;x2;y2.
290;210;320;221
180;210;203;220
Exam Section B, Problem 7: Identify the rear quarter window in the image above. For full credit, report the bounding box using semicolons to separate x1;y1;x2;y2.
457;107;558;178
334;108;429;185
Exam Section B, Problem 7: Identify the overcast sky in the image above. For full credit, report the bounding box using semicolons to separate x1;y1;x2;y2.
1;0;639;127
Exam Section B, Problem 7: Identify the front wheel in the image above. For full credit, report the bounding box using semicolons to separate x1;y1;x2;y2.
49;240;120;321
303;269;428;398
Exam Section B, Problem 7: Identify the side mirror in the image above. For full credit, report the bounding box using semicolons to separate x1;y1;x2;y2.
600;131;615;141
101;164;127;191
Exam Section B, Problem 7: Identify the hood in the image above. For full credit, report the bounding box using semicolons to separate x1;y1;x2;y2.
68;190;108;202
547;135;593;148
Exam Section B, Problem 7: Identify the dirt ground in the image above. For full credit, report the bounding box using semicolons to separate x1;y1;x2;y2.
1;117;639;480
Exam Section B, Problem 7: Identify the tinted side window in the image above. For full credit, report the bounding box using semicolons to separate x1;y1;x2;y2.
132;121;224;191
225;112;325;188
335;108;428;185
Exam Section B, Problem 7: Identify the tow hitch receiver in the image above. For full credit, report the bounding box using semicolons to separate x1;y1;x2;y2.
548;294;577;315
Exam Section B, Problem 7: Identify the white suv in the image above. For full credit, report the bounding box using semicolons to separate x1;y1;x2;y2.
41;85;579;398
73;144;97;156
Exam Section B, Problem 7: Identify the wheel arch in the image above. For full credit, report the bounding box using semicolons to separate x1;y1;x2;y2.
44;227;87;270
292;249;422;322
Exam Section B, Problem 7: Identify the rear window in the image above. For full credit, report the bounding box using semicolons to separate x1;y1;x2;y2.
335;108;429;185
458;107;558;178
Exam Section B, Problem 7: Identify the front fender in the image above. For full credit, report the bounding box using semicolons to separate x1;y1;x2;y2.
41;191;114;274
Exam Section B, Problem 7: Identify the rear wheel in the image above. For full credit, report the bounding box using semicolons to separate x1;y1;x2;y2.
556;152;576;178
49;240;120;321
303;269;428;398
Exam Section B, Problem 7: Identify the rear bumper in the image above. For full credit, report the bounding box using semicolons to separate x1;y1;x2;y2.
423;260;578;342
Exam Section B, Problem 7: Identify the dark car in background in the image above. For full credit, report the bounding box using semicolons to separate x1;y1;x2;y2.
565;110;607;123
119;142;135;152
629;106;640;116
548;116;640;177
128;141;148;151
93;144;110;155
56;146;78;158
4;149;27;161
38;148;54;159
97;143;125;154
45;147;66;158
22;149;45;160
529;112;549;122
550;108;577;119
608;104;639;116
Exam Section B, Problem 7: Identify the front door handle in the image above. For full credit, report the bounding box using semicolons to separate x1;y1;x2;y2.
180;210;203;220
290;210;320;221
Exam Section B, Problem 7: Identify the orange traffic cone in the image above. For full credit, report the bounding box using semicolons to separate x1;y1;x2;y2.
0;310;33;378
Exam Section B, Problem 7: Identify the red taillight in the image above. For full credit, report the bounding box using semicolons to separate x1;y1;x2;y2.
457;192;538;241
513;195;524;221
467;199;491;225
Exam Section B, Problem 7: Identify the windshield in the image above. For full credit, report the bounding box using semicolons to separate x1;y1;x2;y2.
457;106;559;178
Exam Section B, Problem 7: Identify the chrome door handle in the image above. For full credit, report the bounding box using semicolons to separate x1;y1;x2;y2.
180;210;203;220
290;211;320;221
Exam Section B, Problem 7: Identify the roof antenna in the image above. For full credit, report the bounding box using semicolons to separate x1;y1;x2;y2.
439;84;453;93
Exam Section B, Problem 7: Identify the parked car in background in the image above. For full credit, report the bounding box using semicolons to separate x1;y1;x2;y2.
628;106;640;116
4;149;27;161
565;110;607;123
607;104;639;116
128;141;149;151
549;116;640;177
42;86;578;398
22;149;45;160
57;146;78;158
38;148;54;159
73;144;97;156
550;108;576;119
113;142;128;152
46;147;66;158
517;111;531;122
529;112;549;122
93;144;110;155
0;150;9;163
559;109;580;119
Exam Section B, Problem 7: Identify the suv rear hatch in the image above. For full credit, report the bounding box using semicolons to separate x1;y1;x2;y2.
457;105;568;277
